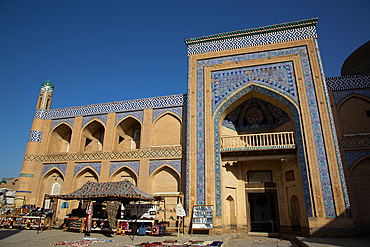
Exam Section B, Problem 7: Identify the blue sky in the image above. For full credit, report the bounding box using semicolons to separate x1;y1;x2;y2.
0;0;369;179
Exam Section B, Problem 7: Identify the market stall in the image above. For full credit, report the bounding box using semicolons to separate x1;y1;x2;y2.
46;180;155;235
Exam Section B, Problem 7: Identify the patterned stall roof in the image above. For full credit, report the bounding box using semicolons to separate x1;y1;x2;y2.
48;180;153;201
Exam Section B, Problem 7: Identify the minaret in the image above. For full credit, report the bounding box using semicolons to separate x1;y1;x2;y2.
16;81;54;206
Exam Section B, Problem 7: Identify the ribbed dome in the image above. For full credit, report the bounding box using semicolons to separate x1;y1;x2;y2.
41;80;54;92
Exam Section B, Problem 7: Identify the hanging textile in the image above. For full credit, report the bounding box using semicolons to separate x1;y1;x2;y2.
176;198;186;217
85;201;93;233
106;201;119;229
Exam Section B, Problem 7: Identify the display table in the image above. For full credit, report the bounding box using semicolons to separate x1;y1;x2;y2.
63;217;85;232
117;219;154;234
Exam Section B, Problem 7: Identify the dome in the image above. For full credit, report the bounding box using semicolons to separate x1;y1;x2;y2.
41;80;54;92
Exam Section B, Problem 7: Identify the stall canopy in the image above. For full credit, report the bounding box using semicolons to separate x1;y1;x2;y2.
47;180;153;201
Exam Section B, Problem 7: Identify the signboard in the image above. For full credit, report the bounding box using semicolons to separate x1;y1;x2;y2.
125;204;157;219
192;205;213;229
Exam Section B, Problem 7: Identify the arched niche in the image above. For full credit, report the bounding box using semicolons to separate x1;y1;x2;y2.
81;120;105;152
48;123;72;153
39;169;64;208
74;167;99;190
337;95;370;135
110;166;137;186
350;157;370;228
150;166;180;193
226;195;237;229
290;195;301;231
152;113;181;147
115;117;141;150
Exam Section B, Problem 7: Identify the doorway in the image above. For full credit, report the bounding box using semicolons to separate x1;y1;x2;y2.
248;192;278;233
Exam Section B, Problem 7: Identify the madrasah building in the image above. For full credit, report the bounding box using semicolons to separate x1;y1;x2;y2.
16;18;370;236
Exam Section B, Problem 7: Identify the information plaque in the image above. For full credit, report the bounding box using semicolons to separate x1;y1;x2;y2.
191;205;213;229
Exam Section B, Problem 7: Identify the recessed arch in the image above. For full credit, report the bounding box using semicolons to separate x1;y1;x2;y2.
152;113;182;147
150;165;180;194
74;167;99;190
114;116;141;150
48;123;72;153
81;120;105;152
110;166;138;186
213;83;311;217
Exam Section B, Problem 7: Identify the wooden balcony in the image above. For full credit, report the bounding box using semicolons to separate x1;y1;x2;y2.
220;131;295;152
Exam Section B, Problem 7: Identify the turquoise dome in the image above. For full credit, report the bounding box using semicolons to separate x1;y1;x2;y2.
41;80;54;92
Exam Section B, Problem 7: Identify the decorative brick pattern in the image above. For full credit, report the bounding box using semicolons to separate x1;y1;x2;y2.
110;161;140;176
116;111;144;125
326;74;370;91
340;136;370;148
153;107;183;122
24;147;184;162
345;151;370;170
35;94;186;120
28;130;43;143
42;164;67;177
149;160;182;175
74;163;101;177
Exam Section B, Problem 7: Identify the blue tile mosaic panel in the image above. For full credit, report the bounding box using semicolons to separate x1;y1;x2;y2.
189;45;338;217
153;107;183;122
74;163;101;177
116;111;144;125
110;161;140;176
345;151;370;170
51;118;75;131
28;130;43;143
82;114;108;128
149;160;182;176
326;74;370;91
35;94;186;120
42;164;67;177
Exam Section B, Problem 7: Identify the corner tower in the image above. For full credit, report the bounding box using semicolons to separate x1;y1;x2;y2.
16;81;54;206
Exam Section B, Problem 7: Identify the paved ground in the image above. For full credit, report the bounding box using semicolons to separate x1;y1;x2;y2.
1;228;370;247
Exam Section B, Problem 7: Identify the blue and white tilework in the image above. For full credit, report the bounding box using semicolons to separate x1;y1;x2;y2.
153;107;183;122
186;56;191;215
42;164;67;177
82;114;107;128
191;45;337;217
345;151;370;170
186;26;317;55
51;118;75;131
149;160;182;176
35;94;186;120
28;130;43;143
110;161;140;177
332;89;370;106
326;74;370;91
74;163;101;177
116;111;144;125
314;38;351;217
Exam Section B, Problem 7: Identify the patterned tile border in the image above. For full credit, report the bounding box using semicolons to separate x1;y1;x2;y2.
345;151;370;170
116;111;144;125
35;94;186;120
82;114;108;128
42;164;67;177
149;160;182;176
340;136;370;148
110;161;140;176
24;147;184;162
314;38;351;217
185;24;317;55
51;118;75;131
74;163;101;177
16;191;31;193
326;74;370;91
332;89;370;106
220;145;296;152
28;130;43;143
153;107;183;122
19;173;34;178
